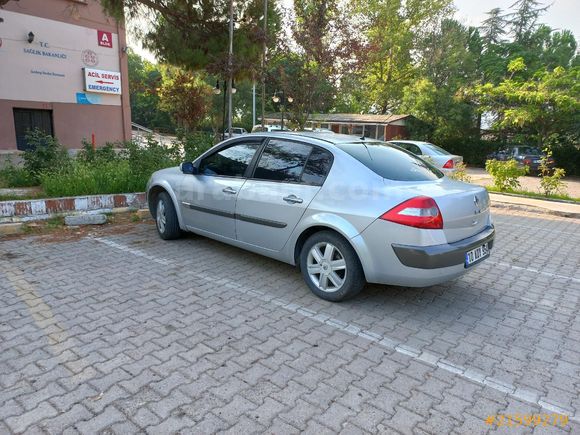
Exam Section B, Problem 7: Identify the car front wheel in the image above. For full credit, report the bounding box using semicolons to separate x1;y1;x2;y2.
155;192;181;240
300;231;365;302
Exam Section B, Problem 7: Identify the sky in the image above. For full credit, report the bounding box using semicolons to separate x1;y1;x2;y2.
130;0;579;63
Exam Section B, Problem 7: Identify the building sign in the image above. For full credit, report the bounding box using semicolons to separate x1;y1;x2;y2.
0;10;121;106
97;30;113;48
84;68;121;95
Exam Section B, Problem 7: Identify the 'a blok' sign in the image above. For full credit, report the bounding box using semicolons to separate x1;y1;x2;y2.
97;30;113;48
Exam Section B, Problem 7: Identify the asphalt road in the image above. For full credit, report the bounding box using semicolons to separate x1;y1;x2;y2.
1;207;579;434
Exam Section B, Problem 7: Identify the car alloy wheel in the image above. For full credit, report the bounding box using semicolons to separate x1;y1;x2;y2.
156;199;166;234
306;242;347;292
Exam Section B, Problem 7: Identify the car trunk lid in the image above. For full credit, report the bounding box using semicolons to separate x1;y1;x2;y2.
385;178;490;243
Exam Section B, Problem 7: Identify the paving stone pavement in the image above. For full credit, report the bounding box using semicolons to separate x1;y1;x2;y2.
1;208;579;434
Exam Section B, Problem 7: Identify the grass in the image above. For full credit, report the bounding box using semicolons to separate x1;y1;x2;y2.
485;186;580;203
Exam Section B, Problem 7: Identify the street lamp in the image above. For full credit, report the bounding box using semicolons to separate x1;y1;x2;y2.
272;91;293;130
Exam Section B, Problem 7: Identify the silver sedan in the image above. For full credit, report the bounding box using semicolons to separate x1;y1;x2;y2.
147;132;494;301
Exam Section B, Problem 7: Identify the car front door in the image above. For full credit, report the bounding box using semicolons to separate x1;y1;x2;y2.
179;140;262;239
235;139;333;251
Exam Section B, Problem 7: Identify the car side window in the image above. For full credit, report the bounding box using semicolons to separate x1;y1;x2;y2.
301;148;333;186
253;139;311;182
409;144;422;155
199;142;261;177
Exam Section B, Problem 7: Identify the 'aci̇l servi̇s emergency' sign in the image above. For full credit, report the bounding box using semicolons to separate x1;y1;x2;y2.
84;68;121;95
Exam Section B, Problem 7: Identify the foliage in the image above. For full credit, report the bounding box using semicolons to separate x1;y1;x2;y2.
447;162;472;183
158;67;213;130
175;130;214;162
538;147;567;196
467;61;580;147
22;130;70;182
127;49;174;132
485;159;528;191
485;186;579;203
0;161;36;188
101;0;281;79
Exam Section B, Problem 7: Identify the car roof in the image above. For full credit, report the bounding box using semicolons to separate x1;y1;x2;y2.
388;140;432;146
246;131;374;145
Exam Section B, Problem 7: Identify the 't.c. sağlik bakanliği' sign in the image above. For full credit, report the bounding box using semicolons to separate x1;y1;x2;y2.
83;68;122;95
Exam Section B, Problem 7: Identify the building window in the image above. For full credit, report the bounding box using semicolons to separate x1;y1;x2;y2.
13;109;54;151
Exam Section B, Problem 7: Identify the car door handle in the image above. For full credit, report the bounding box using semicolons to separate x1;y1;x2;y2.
283;195;303;204
222;187;237;194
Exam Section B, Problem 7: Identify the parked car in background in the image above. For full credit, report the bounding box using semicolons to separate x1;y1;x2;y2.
487;146;554;174
388;140;463;173
147;132;494;302
251;124;291;133
232;127;248;136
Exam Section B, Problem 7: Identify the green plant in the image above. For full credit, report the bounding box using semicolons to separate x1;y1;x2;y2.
22;129;70;181
0;161;37;188
176;130;214;162
448;161;472;183
538;147;567;196
485;159;528;191
77;139;119;164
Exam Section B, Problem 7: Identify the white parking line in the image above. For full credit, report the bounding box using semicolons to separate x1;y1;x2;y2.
488;261;580;283
94;237;579;422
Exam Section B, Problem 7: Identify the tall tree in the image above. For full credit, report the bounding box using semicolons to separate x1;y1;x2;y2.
506;0;549;44
480;8;507;47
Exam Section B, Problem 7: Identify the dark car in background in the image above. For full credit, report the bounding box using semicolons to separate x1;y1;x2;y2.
487;146;554;174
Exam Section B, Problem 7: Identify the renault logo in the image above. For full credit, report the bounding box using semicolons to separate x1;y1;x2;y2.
474;195;482;215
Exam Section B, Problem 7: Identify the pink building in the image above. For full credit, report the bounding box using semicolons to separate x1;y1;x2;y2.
0;0;131;159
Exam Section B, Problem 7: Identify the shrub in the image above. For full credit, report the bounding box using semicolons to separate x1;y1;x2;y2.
539;147;567;196
22;129;70;181
176;130;214;162
551;143;580;176
76;139;119;164
0;161;36;188
40;160;135;197
448;161;472;183
485;159;528;191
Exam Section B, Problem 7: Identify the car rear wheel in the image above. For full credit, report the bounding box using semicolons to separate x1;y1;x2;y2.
300;231;365;302
155;192;181;240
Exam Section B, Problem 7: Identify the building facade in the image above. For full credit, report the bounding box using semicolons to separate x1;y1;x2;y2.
0;0;131;157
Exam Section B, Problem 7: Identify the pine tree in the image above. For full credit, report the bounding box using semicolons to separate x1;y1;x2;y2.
480;8;507;47
506;0;549;44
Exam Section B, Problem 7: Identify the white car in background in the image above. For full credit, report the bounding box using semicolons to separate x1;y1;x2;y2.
389;140;463;173
251;125;291;133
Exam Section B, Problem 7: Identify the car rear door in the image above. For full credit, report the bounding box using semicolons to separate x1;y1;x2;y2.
179;140;262;239
235;139;333;251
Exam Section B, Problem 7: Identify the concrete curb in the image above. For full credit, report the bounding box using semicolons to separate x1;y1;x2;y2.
0;207;151;236
0;192;146;224
489;193;580;219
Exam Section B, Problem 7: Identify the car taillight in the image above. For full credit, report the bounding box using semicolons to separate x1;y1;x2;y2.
523;158;532;165
380;196;443;229
443;159;454;169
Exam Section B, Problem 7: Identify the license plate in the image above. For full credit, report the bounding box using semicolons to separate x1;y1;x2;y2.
533;159;541;164
465;243;489;268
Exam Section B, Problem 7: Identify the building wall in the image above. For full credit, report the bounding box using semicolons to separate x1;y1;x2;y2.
0;0;131;152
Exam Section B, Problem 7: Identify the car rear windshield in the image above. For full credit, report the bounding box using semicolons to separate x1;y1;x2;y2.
424;143;452;156
336;141;443;181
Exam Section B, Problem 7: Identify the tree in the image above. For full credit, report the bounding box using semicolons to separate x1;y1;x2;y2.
506;0;549;44
353;0;453;113
480;8;507;47
467;59;580;146
158;68;213;131
127;50;174;132
100;0;281;79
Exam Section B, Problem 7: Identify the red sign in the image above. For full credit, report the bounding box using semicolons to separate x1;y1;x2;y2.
97;30;113;48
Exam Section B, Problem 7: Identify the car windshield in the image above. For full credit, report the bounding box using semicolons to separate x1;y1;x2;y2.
423;143;452;156
337;141;443;181
519;147;541;155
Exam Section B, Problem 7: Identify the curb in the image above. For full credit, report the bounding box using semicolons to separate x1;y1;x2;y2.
0;192;146;224
489;193;580;219
0;207;151;237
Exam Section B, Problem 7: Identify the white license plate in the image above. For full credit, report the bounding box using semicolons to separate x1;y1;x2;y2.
533;159;541;164
465;243;489;268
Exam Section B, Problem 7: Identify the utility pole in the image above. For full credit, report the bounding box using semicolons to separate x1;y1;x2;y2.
252;81;256;127
261;0;267;128
227;0;234;138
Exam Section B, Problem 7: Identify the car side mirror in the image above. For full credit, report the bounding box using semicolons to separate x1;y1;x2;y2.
180;162;198;175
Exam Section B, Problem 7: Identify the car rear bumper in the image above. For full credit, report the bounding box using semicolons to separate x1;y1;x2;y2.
391;225;495;269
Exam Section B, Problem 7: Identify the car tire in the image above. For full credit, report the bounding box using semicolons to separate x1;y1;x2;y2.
155;192;181;240
300;231;365;302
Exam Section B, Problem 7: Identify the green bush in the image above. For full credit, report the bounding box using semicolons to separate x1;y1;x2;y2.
485;159;528;191
539;148;567;197
176;129;214;162
40;160;137;197
0;161;36;188
447;161;472;183
22;129;70;181
76;139;119;164
551;143;580;176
